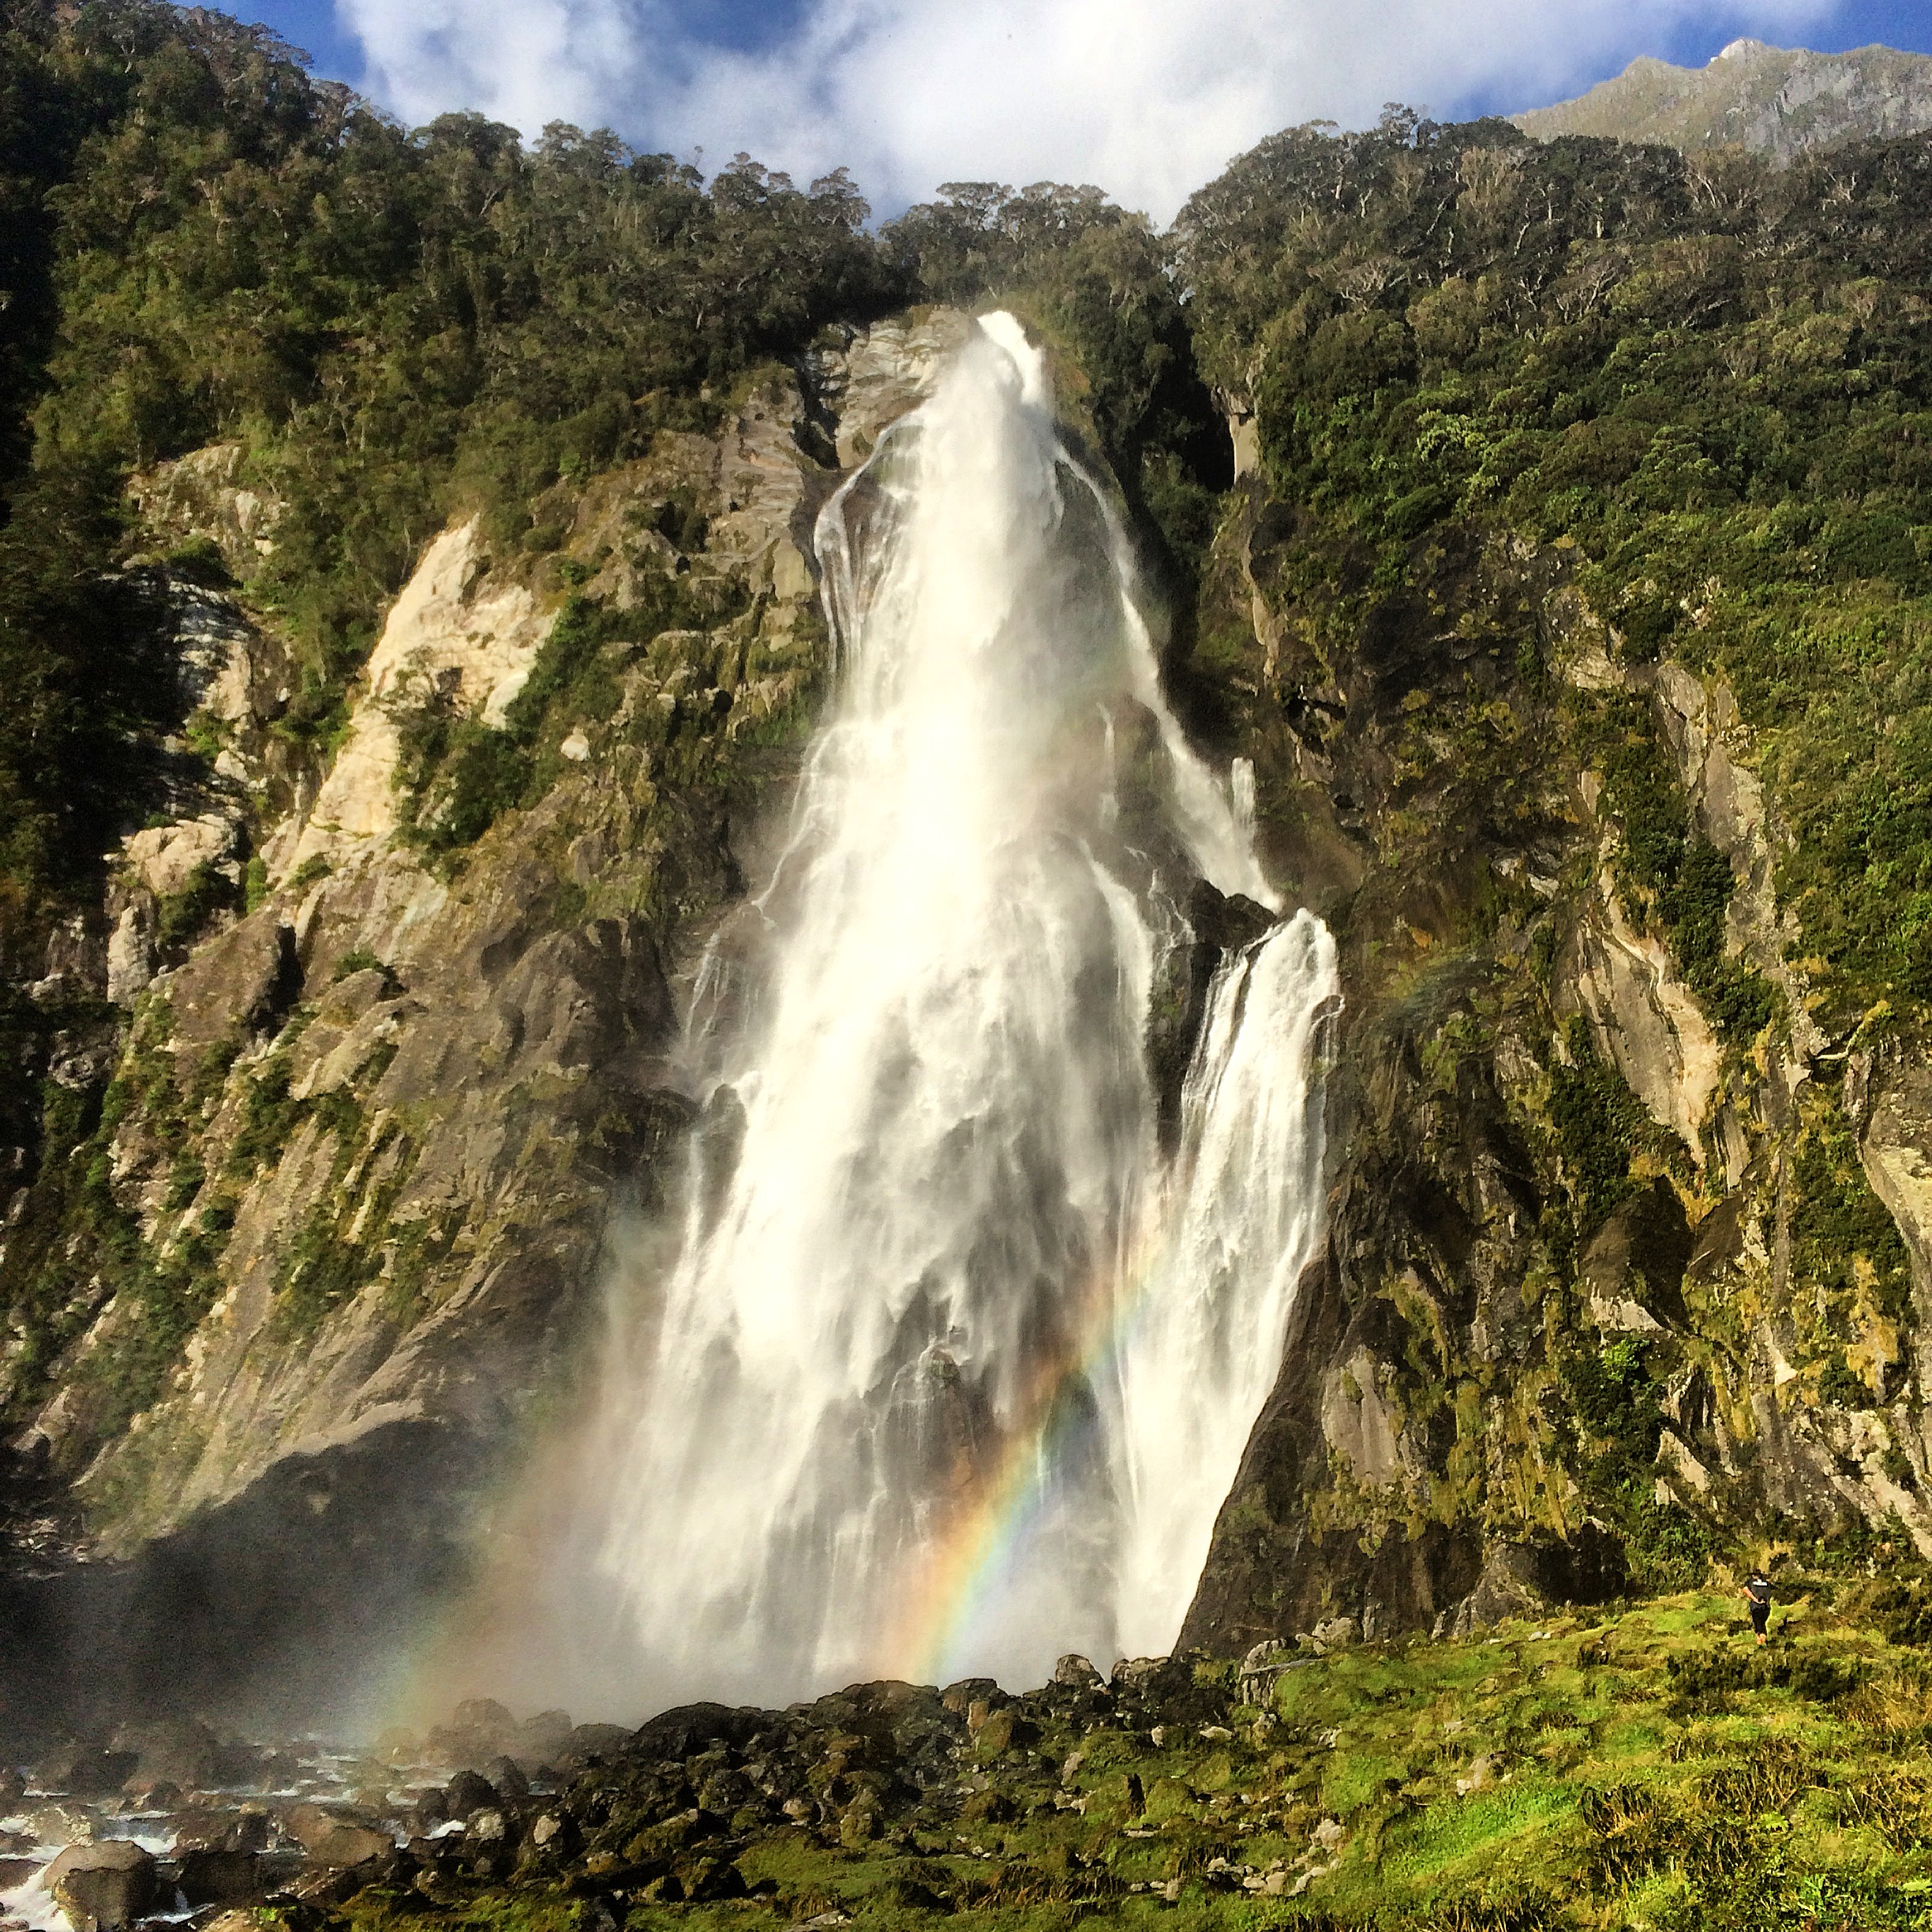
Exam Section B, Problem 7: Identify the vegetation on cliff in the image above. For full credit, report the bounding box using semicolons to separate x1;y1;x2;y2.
8;13;1932;1902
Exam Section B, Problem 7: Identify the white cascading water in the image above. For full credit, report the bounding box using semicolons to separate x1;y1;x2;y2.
568;315;1338;1708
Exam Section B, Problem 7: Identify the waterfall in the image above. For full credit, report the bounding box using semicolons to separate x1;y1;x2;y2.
571;316;1339;1708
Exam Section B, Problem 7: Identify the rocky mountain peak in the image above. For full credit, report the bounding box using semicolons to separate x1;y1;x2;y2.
1514;39;1932;159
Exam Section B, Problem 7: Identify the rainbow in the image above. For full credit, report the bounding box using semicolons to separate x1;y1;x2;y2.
878;1224;1170;1687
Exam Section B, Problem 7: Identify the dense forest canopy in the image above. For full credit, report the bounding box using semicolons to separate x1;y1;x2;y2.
1172;107;1932;1028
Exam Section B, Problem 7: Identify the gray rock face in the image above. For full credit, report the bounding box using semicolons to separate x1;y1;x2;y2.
1178;476;1932;1655
1515;40;1932;161
0;316;967;1728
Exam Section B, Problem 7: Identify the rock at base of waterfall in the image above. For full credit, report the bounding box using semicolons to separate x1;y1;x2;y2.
443;1769;499;1819
1052;1653;1103;1688
941;1678;999;1718
0;1767;24;1809
284;1806;391;1867
972;1709;1038;1757
52;1750;137;1799
178;1848;261;1906
45;1840;155;1932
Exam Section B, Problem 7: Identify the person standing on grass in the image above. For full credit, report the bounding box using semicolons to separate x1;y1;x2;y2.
1744;1570;1772;1646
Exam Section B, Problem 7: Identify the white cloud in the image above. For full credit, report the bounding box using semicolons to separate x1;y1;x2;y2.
339;0;661;138
335;0;1838;219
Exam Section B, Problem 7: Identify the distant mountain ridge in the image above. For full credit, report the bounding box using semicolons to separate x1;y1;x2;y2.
1514;38;1932;159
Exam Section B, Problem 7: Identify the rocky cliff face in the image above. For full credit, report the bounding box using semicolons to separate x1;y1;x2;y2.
6;291;1928;1728
0;313;972;1728
1514;39;1932;160
1177;475;1932;1653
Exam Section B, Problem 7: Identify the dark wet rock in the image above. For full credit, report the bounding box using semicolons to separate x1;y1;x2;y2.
57;1753;137;1799
109;1719;222;1792
0;1855;43;1888
284;1860;387;1905
1146;879;1279;1153
486;1756;529;1799
628;1704;762;1762
443;1770;497;1820
941;1679;998;1717
0;1769;24;1808
556;1725;631;1766
177;1848;260;1906
1451;1528;1628;1636
44;1840;154;1931
170;1807;268;1855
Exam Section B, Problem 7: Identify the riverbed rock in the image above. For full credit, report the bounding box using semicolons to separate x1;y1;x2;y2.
44;1840;155;1932
283;1806;391;1867
54;1754;136;1801
444;1771;497;1820
177;1848;260;1906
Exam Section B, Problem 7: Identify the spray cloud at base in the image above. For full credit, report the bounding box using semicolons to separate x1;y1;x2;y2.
441;313;1340;1720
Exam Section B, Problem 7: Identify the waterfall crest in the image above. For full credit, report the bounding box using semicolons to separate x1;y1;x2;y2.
566;316;1339;1708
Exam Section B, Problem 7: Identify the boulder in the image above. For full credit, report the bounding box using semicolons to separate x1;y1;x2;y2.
485;1756;529;1799
940;1679;998;1717
58;1754;138;1800
45;1840;155;1932
516;1711;573;1758
170;1807;267;1855
0;1856;43;1888
0;1768;24;1809
972;1709;1038;1757
556;1724;631;1765
178;1848;260;1906
452;1698;514;1736
1052;1654;1103;1689
29;1805;98;1846
444;1770;497;1819
284;1806;391;1867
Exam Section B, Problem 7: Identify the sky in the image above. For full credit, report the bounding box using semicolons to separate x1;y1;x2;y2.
229;0;1932;220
